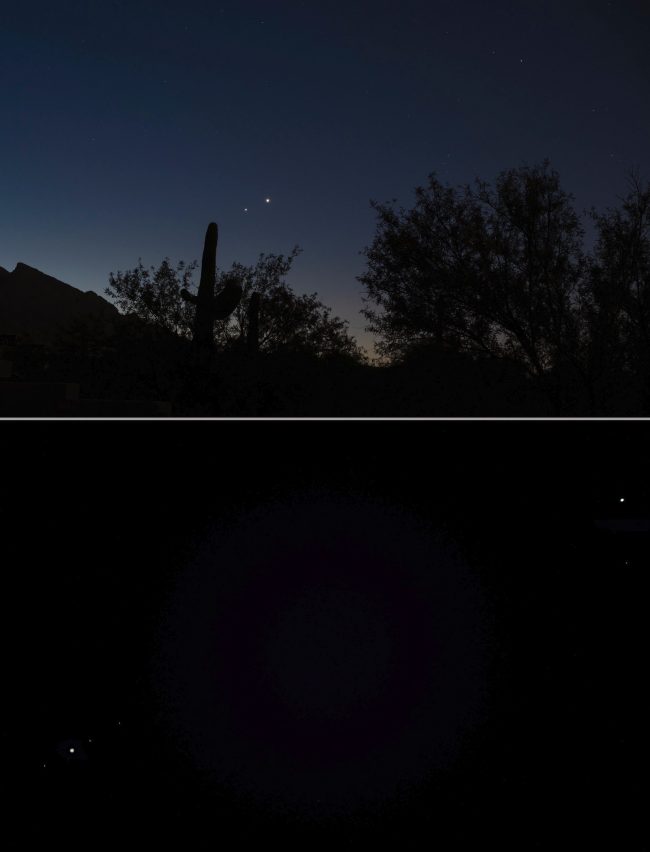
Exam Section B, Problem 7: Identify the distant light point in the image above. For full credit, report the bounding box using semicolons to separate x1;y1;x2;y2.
69;747;75;754
619;497;625;502
265;198;271;204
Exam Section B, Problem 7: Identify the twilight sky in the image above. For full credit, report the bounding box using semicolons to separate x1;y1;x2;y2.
1;0;649;353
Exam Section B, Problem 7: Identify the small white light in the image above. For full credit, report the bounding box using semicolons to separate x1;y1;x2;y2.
69;748;75;754
265;198;271;204
620;497;625;503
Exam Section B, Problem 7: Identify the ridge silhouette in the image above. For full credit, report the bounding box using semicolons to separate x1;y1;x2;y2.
0;262;118;344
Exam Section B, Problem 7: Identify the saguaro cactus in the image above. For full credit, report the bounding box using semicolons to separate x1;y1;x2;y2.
181;222;242;351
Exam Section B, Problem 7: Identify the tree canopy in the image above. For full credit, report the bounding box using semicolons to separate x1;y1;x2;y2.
359;161;585;385
581;172;650;408
106;248;364;362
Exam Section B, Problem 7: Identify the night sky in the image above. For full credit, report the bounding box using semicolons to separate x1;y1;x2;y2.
2;1;649;354
8;423;648;847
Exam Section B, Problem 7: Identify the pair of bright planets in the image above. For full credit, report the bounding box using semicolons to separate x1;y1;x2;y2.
42;721;122;768
244;198;272;212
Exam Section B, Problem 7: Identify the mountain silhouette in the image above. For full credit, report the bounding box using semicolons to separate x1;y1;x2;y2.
0;263;118;343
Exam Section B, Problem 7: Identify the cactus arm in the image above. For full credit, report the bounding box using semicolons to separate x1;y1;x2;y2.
213;281;243;321
180;288;199;305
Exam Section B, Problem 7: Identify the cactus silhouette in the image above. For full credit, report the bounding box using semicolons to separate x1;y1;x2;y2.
181;223;242;351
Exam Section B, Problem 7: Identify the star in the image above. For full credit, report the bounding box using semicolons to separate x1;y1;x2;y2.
265;198;271;204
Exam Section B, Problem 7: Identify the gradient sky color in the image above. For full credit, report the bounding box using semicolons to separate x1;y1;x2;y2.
2;1;649;354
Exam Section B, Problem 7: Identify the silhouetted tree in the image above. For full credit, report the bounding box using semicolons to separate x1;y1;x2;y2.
106;248;364;362
217;250;364;360
360;161;586;403
106;258;197;336
581;171;650;411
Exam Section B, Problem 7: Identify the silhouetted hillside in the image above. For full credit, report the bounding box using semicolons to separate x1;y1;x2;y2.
0;263;119;343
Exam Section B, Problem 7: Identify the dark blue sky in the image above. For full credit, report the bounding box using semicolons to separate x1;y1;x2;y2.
2;0;649;353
